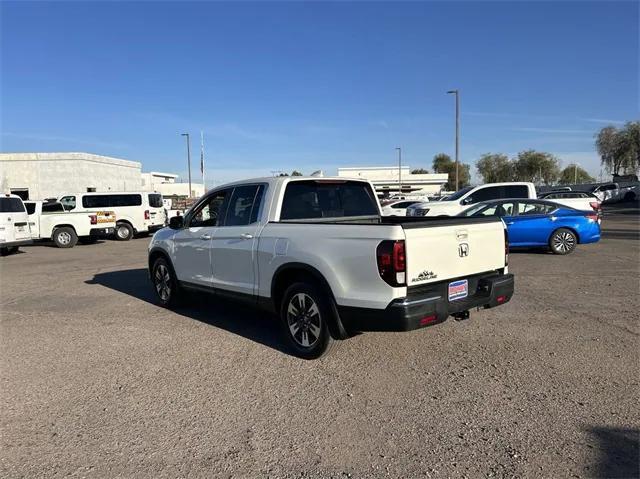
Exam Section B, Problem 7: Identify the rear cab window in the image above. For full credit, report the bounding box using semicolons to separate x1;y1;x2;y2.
148;193;163;208
0;197;26;213
280;180;379;221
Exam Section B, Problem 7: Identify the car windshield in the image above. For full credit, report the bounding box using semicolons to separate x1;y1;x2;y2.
442;186;474;201
459;203;490;216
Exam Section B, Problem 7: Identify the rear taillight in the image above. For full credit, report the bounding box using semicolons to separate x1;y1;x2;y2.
89;215;97;225
589;201;600;211
376;240;406;287
504;227;509;266
585;213;598;222
144;210;150;220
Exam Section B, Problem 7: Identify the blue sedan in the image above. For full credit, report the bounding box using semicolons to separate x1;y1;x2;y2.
460;199;601;255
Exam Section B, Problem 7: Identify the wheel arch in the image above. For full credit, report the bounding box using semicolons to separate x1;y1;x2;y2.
271;262;349;339
148;247;174;273
51;224;77;239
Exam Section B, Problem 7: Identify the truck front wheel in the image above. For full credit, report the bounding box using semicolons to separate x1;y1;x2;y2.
280;282;334;359
53;227;78;248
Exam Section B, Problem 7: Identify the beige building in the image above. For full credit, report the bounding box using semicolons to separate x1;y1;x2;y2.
141;171;205;199
337;166;448;197
0;152;143;200
0;152;204;201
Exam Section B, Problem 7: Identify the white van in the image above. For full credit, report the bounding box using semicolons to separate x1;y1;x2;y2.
0;194;32;255
58;192;166;240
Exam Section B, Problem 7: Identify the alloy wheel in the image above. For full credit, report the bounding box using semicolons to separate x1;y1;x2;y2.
57;231;71;245
287;293;322;348
553;231;575;253
154;264;171;301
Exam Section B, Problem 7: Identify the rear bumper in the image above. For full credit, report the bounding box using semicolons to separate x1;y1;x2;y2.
89;227;115;237
338;273;514;332
148;224;164;232
0;238;33;248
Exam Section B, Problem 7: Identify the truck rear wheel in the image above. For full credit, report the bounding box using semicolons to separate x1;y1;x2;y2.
53;227;78;248
115;222;134;241
280;282;334;359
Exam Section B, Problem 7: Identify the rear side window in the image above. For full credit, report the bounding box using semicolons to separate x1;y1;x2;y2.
518;202;556;215
42;202;65;213
0;198;25;213
25;203;36;215
280;181;378;220
503;185;529;198
467;186;502;203
148;193;163;208
82;194;142;208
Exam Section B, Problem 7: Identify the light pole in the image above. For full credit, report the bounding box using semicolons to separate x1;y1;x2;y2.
574;163;578;184
447;89;460;190
181;133;192;198
395;147;402;195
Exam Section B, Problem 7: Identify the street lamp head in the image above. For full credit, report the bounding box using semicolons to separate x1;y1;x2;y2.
446;90;458;94
181;133;189;137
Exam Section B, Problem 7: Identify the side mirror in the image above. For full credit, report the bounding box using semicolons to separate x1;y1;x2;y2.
169;216;184;229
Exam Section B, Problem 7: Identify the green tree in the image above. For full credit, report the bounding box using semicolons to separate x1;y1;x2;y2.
432;153;470;190
596;121;640;175
291;170;303;176
513;150;560;184
411;168;429;174
432;153;452;173
558;164;595;184
476;153;514;183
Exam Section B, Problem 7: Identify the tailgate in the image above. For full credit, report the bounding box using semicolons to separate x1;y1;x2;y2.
404;217;506;286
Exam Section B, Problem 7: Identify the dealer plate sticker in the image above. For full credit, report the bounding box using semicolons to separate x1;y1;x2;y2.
448;279;468;301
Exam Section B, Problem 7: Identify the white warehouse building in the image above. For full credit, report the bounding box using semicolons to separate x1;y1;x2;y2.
0;152;204;201
337;166;448;197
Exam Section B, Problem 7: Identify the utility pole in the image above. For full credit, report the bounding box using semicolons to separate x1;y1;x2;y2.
181;133;192;197
395;147;402;195
447;89;460;190
574;163;578;184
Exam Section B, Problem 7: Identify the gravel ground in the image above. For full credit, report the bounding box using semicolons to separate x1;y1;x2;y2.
1;209;638;478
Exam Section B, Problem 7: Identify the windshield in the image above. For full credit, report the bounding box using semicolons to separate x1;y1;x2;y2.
442;186;474;202
459;203;489;216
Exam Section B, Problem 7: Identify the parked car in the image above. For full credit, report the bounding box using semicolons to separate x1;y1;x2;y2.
537;191;601;214
459;199;600;255
148;176;514;358
58;191;165;240
407;182;537;217
0;194;32;255
380;199;423;216
24;200;116;248
591;183;619;203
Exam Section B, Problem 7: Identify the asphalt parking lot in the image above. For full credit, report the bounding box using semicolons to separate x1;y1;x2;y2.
1;209;639;478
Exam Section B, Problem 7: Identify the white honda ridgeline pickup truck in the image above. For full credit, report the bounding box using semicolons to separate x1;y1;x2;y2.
148;176;514;358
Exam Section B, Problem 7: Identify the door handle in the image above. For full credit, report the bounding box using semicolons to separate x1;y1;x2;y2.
200;234;211;240
240;233;254;240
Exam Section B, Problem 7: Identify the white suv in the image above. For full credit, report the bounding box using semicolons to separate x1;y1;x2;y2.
0;194;32;256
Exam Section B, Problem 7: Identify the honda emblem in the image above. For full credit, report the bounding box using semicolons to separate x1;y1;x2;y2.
458;243;469;257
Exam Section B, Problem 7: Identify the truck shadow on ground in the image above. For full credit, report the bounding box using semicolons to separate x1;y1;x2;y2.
587;426;639;478
86;268;289;356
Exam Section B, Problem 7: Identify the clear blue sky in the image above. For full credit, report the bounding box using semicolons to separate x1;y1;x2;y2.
2;1;638;185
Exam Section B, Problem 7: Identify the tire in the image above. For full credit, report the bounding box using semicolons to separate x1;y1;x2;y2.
624;191;636;202
115;222;134;241
151;257;181;307
53;227;78;248
279;281;335;359
0;247;17;256
549;228;577;255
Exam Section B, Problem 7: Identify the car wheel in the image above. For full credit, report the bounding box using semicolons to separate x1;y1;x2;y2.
280;282;335;359
549;228;577;255
624;191;636;202
0;246;18;256
53;227;78;248
115;222;134;241
152;257;180;307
